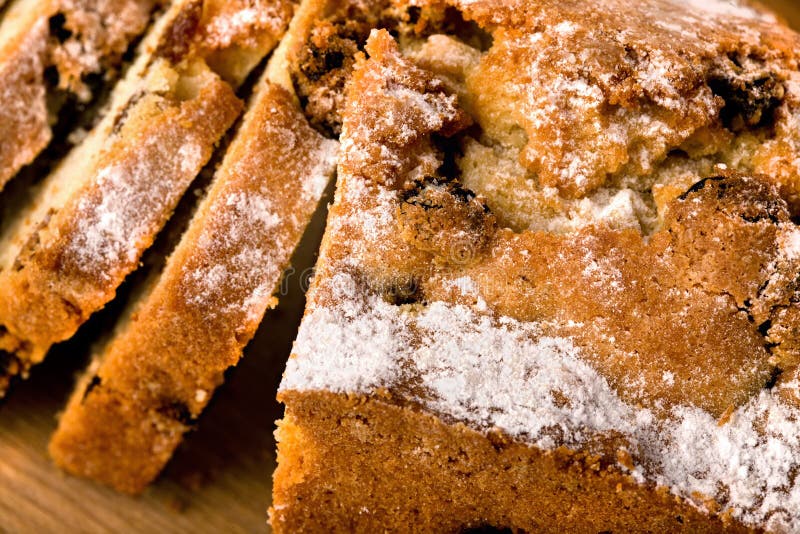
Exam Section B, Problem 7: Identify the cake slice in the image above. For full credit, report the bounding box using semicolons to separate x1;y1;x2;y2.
0;0;163;192
272;0;800;529
0;0;295;395
47;10;339;494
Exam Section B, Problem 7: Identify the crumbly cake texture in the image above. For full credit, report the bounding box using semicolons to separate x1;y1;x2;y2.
0;0;162;191
0;0;296;395
48;76;338;493
273;0;800;528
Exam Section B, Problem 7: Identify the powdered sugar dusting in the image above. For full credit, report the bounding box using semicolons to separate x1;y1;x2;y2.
225;191;282;229
302;138;339;201
202;2;289;49
477;26;721;195
678;0;772;22
285;276;409;393
176;88;339;322
412;299;640;444
283;278;800;531
207;8;265;43
462;0;792;199
65;137;205;278
660;394;800;528
183;187;285;316
778;226;800;261
285;287;641;446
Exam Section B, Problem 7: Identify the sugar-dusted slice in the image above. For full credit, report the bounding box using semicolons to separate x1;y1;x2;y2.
0;0;295;395
48;54;338;496
272;9;800;529
0;0;163;191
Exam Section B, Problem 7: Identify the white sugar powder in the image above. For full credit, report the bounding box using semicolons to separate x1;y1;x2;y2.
283;275;800;531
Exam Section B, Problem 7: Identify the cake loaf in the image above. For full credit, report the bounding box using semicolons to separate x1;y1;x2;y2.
272;0;800;530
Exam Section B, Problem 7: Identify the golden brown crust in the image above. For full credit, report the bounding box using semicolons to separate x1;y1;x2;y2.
48;82;337;494
282;0;800;217
0;0;162;191
412;173;796;416
459;0;800;198
318;23;800;419
275;16;800;529
271;390;749;533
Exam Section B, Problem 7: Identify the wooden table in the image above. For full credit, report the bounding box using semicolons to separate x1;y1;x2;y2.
1;1;798;532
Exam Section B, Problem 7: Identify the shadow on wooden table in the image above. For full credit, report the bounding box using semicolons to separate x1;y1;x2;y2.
0;185;330;533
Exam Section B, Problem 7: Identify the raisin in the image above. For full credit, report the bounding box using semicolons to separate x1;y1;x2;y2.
398;177;496;263
48;13;73;43
381;277;421;305
82;375;102;401
158;401;197;426
677;176;725;200
402;177;482;210
0;350;20;377
407;5;422;24
709;70;785;131
299;45;353;82
323;50;345;73
155;0;202;63
765;367;783;389
43;65;60;89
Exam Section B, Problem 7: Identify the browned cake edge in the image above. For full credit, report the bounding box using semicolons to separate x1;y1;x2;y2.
271;390;750;533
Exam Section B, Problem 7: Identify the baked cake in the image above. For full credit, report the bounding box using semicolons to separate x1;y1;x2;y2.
0;0;162;192
0;0;295;395
47;55;338;495
272;0;800;530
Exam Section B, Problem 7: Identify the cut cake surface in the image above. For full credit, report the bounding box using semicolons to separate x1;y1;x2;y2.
48;78;337;494
47;0;340;493
0;0;296;394
0;0;162;191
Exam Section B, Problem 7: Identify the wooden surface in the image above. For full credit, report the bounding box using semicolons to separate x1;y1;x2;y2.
0;2;798;532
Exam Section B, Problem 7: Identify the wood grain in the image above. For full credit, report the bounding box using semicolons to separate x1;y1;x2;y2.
0;2;798;532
